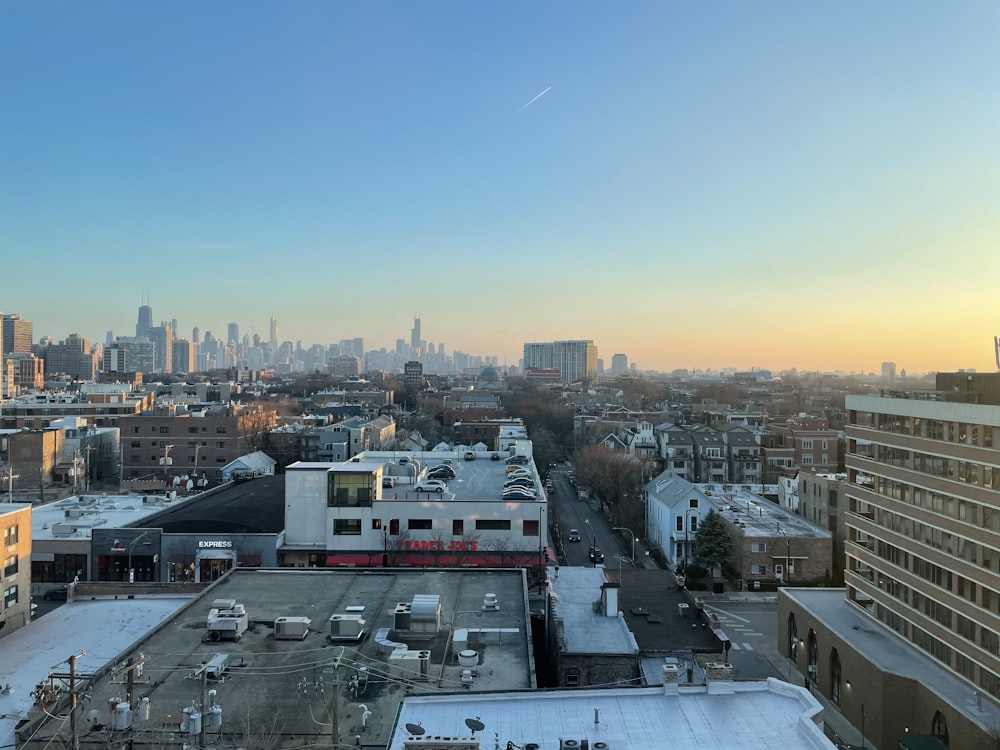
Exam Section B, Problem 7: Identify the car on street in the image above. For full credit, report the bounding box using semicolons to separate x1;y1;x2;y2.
588;545;605;563
43;586;69;601
567;529;582;543
414;479;446;493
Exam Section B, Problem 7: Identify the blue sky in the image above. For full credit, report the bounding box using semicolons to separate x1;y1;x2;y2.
2;2;998;373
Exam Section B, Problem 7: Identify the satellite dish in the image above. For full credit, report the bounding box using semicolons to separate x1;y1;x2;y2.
405;723;425;736
465;718;485;735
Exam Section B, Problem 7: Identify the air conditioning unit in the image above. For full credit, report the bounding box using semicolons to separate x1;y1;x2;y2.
205;653;229;681
274;616;311;640
388;649;430;680
329;613;367;641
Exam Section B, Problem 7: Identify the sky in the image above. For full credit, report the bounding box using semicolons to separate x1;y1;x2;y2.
1;2;998;374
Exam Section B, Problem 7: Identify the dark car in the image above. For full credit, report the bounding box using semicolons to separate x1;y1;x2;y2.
43;586;69;601
567;529;582;543
589;545;605;563
490;452;501;461
428;466;456;480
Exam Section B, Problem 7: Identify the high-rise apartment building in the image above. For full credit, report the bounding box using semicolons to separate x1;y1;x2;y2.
553;340;598;383
104;337;155;374
777;375;1000;749
171;339;198;374
228;323;240;345
881;361;897;382
523;342;554;371
269;317;279;344
2;314;33;355
611;353;628;375
410;316;421;356
146;323;173;374
40;333;97;380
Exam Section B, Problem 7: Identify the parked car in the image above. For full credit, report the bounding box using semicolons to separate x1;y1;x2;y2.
43;586;69;601
382;477;396;488
505;455;529;465
464;450;477;461
428;465;456;479
567;529;582;543
589;545;605;563
502;490;537;500
490;452;501;461
414;479;446;493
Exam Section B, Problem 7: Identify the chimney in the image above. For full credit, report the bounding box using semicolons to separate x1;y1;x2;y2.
706;660;735;694
662;663;679;696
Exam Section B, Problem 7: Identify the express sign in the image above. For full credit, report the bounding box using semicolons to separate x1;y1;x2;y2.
198;540;234;549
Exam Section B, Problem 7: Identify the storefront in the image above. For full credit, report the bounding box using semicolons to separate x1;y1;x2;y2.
93;530;279;583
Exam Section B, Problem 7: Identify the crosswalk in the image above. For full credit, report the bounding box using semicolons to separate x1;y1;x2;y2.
709;609;764;651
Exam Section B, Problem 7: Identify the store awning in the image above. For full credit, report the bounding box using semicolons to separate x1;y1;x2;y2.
325;548;555;569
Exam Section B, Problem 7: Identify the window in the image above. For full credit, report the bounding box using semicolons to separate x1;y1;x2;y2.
476;520;511;531
4;525;19;545
751;543;768;553
371;519;382;530
327;473;374;508
131;441;141;448
523;519;540;536
408;519;433;530
188;426;199;433
3;585;17;607
802;440;813;450
159;426;169;434
216;441;226;448
333;519;362;535
452;519;464;536
4;554;18;577
215;456;226;463
676;517;684;531
751;564;767;575
130;455;140;463
216;427;227;434
689;498;699;508
802;455;813;465
132;426;141;434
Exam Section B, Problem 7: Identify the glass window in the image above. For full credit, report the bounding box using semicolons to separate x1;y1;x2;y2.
408;519;433;530
333;519;361;535
476;520;511;531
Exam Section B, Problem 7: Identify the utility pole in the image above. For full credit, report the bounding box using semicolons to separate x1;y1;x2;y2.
49;652;88;750
330;649;343;749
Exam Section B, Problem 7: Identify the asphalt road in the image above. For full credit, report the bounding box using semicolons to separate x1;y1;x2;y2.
547;466;633;569
701;599;784;680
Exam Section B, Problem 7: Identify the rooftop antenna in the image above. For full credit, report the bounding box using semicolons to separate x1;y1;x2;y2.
465;717;485;736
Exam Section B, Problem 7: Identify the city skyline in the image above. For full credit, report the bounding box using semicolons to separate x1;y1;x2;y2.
2;3;998;373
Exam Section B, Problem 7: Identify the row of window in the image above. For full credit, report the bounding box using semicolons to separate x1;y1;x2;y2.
332;518;542;536
129;454;228;463
131;425;229;434
3;554;17;578
854;592;1000;700
856;413;998;447
861;474;1000;532
851;538;1000;616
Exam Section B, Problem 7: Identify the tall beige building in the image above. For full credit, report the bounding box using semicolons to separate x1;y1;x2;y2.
780;375;1000;749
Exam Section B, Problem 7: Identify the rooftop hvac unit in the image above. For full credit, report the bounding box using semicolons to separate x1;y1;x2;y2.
561;741;581;750
408;594;441;635
329;613;367;641
274;616;311;640
593;744;610;750
205;653;229;681
394;602;412;630
388;649;431;680
207;602;248;642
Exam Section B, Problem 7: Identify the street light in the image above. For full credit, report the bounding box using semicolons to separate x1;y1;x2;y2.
584;519;593;546
127;531;150;583
612;527;635;562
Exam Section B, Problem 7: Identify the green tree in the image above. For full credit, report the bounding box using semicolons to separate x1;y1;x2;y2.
691;509;733;572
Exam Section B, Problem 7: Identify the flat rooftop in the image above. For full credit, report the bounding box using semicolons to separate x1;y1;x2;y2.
21;568;534;750
142;474;285;533
785;588;1000;733
711;489;831;540
391;681;834;750
31;491;204;542
549;566;637;655
1;596;193;750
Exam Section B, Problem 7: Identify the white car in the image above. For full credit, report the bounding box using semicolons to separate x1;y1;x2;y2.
414;479;446;493
502;488;537;499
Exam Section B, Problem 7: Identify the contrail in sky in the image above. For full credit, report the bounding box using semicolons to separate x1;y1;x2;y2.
517;86;552;113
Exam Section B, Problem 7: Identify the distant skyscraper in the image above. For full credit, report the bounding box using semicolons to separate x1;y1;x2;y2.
881;362;896;382
228;322;240;345
136;304;153;337
411;316;421;354
192;326;200;344
269;317;279;344
611;353;628;375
